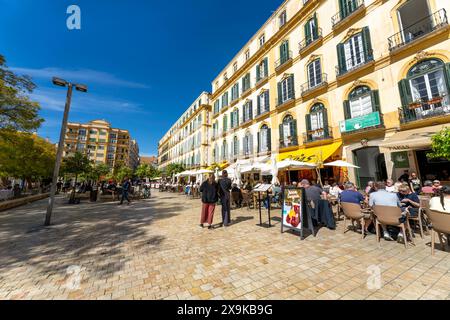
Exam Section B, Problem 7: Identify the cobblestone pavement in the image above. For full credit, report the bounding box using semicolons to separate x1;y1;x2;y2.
0;191;449;300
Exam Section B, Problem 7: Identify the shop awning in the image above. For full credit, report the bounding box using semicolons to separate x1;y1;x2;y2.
379;124;448;152
277;141;342;164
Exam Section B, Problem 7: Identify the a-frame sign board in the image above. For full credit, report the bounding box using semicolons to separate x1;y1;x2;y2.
281;187;315;240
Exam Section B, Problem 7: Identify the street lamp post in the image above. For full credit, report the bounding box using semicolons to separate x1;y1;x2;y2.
44;77;88;226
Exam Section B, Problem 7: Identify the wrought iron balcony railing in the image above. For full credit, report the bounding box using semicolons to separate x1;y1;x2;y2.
299;28;323;52
276;95;296;107
388;9;448;51
399;95;450;124
336;50;373;77
279;136;299;149
303;127;333;144
275;51;293;70
300;73;328;95
331;0;364;28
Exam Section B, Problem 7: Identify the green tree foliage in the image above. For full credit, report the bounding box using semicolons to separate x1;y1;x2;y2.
165;163;185;178
61;152;92;185
135;164;161;180
428;127;450;160
116;165;134;183
0;54;43;133
87;163;110;182
0;131;56;185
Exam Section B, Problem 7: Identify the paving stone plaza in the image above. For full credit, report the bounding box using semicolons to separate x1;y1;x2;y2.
0;192;449;300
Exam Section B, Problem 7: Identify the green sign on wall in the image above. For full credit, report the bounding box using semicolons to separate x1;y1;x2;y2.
339;112;381;133
392;151;410;168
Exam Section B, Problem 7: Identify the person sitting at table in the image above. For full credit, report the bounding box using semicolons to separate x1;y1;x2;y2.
322;180;331;194
231;183;243;208
433;180;443;193
430;186;450;214
340;182;372;234
329;183;342;198
385;179;397;193
369;181;402;241
365;181;376;195
397;185;420;217
422;180;435;194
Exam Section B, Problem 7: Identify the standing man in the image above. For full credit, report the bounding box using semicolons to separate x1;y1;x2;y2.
218;170;232;227
119;177;131;206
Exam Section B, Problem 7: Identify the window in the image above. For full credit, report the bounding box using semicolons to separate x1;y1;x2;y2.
223;73;228;81
231;83;240;101
222;92;229;108
279;10;287;28
279;115;298;148
243;132;253;156
306;103;330;141
233;136;239;157
307;59;322;88
99;130;107;136
215;81;219;90
233;62;238;73
259;34;266;48
243;100;253;122
258;125;271;153
245;50;250;61
256;58;269;82
77;144;85;151
107;146;116;152
242;73;251;92
97;145;105;150
257;91;270;115
277;75;295;105
398;59;450;119
279;40;290;66
343;86;380;119
89;130;97;135
89;138;96;143
304;13;319;45
107;154;114;160
222;140;228;160
230;109;240;128
214;100;220;114
78;129;86;136
223;114;228;132
339;0;360;20
337;27;372;75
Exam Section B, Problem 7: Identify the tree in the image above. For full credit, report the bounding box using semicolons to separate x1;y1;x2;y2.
428;127;450;160
135;164;151;179
87;163;110;182
61;152;92;194
166;163;185;178
0;131;56;188
0;54;43;134
116;165;134;183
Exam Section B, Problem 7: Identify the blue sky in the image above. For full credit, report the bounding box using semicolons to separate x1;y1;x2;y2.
0;0;280;156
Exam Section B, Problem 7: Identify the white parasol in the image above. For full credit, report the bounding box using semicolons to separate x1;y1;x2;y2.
277;159;317;170
271;154;279;185
324;160;360;169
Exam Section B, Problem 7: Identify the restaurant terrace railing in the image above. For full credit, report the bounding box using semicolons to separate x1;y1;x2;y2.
399;95;450;124
331;0;364;28
388;9;448;51
300;73;328;95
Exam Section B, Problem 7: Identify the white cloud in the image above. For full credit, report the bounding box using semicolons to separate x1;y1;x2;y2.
11;67;150;89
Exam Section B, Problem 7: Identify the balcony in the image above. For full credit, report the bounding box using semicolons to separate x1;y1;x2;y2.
276;95;296;108
240;114;253;125
279;136;299;150
300;74;328;96
275;51;293;72
336;50;374;78
388;9;448;52
331;0;365;29
303;127;333;144
256;107;270;118
299;28;323;53
255;74;268;88
399;95;450;124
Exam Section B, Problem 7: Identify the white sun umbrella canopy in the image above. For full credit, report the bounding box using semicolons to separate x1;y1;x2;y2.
324;160;360;169
234;163;242;187
270;155;279;185
277;159;317;170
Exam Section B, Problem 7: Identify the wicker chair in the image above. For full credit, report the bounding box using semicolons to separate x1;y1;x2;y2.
340;202;366;239
425;209;450;255
373;205;414;248
241;191;253;210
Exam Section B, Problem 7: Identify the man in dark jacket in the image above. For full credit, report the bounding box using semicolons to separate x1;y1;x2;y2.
119;177;131;205
199;174;219;229
218;170;232;227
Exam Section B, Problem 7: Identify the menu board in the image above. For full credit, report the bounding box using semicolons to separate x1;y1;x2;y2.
282;188;303;232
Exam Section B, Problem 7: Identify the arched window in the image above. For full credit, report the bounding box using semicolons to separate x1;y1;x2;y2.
399;59;449;120
230;108;239;128
243;100;253;123
279;115;298;148
258;125;272;153
243;131;254;156
306;103;329;142
343;85;380;119
304;13;319;45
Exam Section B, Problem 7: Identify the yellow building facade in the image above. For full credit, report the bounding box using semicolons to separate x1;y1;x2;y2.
208;0;450;186
158;92;212;171
64;120;140;170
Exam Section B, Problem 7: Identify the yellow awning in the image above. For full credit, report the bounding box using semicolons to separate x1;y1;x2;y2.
277;142;342;164
207;162;229;171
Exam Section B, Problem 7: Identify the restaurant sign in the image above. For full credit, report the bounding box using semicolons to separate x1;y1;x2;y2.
339;112;381;133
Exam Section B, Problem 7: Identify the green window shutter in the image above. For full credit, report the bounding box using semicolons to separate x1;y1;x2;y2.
277;82;282;105
339;0;348;19
291;120;298;143
343;100;351;119
279;124;284;142
362;27;373;61
257;132;261;153
304;21;311;44
337;43;346;74
265;91;270;112
398;79;412;107
322;109;329;137
257;95;261;115
371;90;381;113
305;114;312;132
256;64;261;82
267;128;272;151
264;58;268;77
313;13;318;39
236;83;240;97
288;75;295;99
444;63;450;90
249;100;253;119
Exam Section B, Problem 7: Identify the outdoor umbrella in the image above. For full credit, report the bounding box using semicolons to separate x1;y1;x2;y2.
270;155;279;185
234;163;242;187
324;160;360;169
277;159;317;170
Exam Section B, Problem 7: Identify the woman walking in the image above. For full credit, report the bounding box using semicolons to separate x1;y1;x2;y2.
199;173;219;229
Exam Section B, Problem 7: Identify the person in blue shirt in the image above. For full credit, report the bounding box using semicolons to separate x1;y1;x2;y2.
119;177;131;205
397;185;420;217
340;182;365;204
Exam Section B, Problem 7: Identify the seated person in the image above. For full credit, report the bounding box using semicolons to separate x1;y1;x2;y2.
429;186;450;214
422;180;435;194
322;181;331;194
385;179;397;193
329;183;342;198
340;182;372;233
369;181;402;241
433;180;443;193
365;181;376;195
397;185;420;217
231;183;242;207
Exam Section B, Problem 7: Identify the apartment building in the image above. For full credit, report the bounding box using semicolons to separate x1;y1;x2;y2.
158;92;212;171
208;0;450;186
64;120;140;170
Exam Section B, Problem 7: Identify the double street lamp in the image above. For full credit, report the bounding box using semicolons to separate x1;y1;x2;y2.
44;77;88;226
